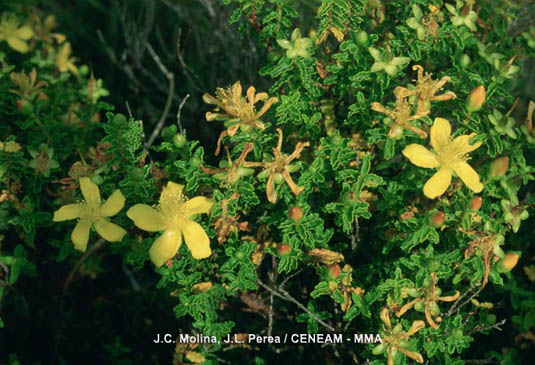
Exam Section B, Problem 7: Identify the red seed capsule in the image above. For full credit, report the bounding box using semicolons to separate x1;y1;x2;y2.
470;196;483;210
430;212;445;226
466;85;486;112
329;264;342;279
288;206;303;221
276;243;291;255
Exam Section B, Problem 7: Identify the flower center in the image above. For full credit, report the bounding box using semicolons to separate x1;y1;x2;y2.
159;193;189;229
435;139;467;167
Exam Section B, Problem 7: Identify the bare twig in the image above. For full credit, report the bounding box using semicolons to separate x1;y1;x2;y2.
446;283;484;317
257;279;336;332
63;239;106;292
176;94;190;136
146;43;175;147
466;319;507;336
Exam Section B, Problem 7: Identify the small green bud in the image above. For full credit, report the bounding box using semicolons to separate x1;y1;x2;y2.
90;174;103;185
486;313;497;325
274;173;284;184
257;169;270;180
430;302;440;315
427;259;440;272
189;156;201;167
286;164;300;173
422;276;433;289
356;30;368;45
173;133;186;148
414;301;425;312
459;54;471;68
407;288;420;297
372;343;387;355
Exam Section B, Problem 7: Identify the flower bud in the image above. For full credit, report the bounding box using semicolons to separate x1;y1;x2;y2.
459;54;471;68
328;264;342;279
276;243;291;255
490;156;509;178
16;99;33;114
470;196;483;210
466;85;486;112
430;211;445;226
288;206;303;221
173;133;186;148
356;30;368;45
497;252;520;273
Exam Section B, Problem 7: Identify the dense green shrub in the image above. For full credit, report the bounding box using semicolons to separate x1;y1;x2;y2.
1;0;535;364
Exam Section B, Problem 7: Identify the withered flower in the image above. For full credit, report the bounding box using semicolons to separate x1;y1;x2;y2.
201;143;255;187
371;97;429;139
397;273;460;329
373;308;425;365
245;129;309;203
307;248;344;265
203;81;278;155
394;65;456;114
462;229;505;288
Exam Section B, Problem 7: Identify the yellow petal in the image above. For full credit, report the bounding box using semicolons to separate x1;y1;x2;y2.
160;181;184;202
53;204;83;221
453;162;483;193
126;204;166;232
15;25;33;40
184;196;213;216
71;218;91;252
402;144;440;168
423;167;452;199
452;133;481;154
182;220;211;259
150;229;182;267
430;118;451;152
100;189;125;217
94;219;126;242
79;177;101;206
7;36;29;53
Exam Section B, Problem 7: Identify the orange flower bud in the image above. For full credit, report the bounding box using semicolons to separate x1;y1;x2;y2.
497;252;520;273
466;85;486;112
329;264;342;278
430;211;445;226
276;243;291;255
470;196;483;210
288;206;303;221
490;156;509;178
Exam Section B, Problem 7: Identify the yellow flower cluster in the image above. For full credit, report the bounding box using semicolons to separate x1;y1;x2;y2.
53;179;213;267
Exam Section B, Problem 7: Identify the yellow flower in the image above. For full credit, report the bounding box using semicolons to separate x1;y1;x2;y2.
126;182;213;266
56;42;78;75
402;118;483;199
0;14;34;53
53;177;126;252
